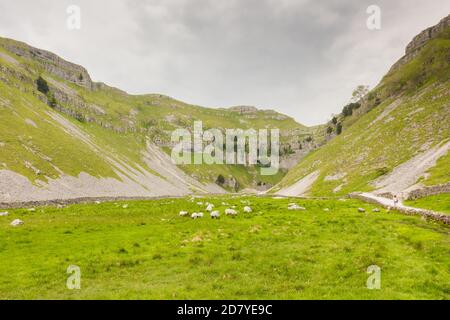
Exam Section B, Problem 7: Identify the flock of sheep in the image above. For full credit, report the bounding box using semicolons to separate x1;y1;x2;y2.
179;199;254;220
178;198;314;220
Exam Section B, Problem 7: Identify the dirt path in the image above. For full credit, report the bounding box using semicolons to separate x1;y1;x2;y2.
350;192;449;224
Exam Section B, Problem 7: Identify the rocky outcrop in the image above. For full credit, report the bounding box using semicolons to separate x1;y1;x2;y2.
390;14;450;71
0;37;93;89
406;183;450;200
228;106;258;114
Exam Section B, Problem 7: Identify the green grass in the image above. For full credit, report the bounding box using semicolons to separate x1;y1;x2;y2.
423;151;450;186
405;194;450;214
0;196;448;299
276;33;450;196
0;36;309;189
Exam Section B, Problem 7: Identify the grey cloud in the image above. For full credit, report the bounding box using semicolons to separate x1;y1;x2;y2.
0;0;449;125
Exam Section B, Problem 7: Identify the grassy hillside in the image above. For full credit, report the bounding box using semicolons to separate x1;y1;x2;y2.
0;37;309;192
274;28;450;196
0;196;448;299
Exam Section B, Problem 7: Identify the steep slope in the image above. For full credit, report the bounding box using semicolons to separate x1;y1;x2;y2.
274;15;450;197
0;36;310;202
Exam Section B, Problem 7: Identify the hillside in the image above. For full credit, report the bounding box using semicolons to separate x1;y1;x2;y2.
0;36;313;202
274;15;450;197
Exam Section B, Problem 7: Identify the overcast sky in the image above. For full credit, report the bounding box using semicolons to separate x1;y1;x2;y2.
0;0;448;125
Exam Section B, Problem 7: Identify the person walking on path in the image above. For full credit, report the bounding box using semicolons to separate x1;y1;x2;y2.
393;194;399;207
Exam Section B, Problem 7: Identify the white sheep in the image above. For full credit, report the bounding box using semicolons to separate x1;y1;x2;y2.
288;204;306;210
196;202;203;205
197;212;204;218
0;211;9;217
210;210;220;219
27;208;36;212
206;204;214;212
122;204;129;209
225;208;238;216
179;211;189;217
191;212;199;219
243;206;252;213
10;219;23;227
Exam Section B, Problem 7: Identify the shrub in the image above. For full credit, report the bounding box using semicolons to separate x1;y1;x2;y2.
326;126;333;134
36;76;49;94
216;174;225;185
336;123;343;135
342;102;361;117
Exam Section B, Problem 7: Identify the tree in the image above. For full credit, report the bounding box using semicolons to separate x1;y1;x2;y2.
216;174;225;185
331;116;337;125
342;102;361;117
336;123;343;135
351;85;369;103
326;126;333;134
36;76;49;94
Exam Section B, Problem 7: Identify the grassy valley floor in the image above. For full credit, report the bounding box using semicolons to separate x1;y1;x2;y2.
0;196;449;299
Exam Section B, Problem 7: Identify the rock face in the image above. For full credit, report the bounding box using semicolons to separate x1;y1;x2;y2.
391;14;450;71
228;106;258;114
0;38;93;89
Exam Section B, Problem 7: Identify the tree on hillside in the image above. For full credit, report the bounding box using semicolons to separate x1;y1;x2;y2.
216;174;225;185
336;123;343;135
331;116;337;125
36;76;49;94
351;85;369;103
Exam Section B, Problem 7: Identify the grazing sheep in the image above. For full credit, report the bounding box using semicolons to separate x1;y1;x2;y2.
191;212;199;219
197;212;204;218
122;204;128;209
0;211;9;217
206;204;214;212
243;206;252;213
288;204;305;210
210;211;220;219
372;208;380;212
358;208;366;213
27;208;36;212
323;208;330;212
196;202;203;205
179;211;189;217
225;208;238;216
10;219;23;227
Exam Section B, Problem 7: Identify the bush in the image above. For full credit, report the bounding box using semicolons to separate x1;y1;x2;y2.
326;126;333;134
36;76;49;94
336;123;343;135
216;174;225;185
331;116;337;125
342;102;361;117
